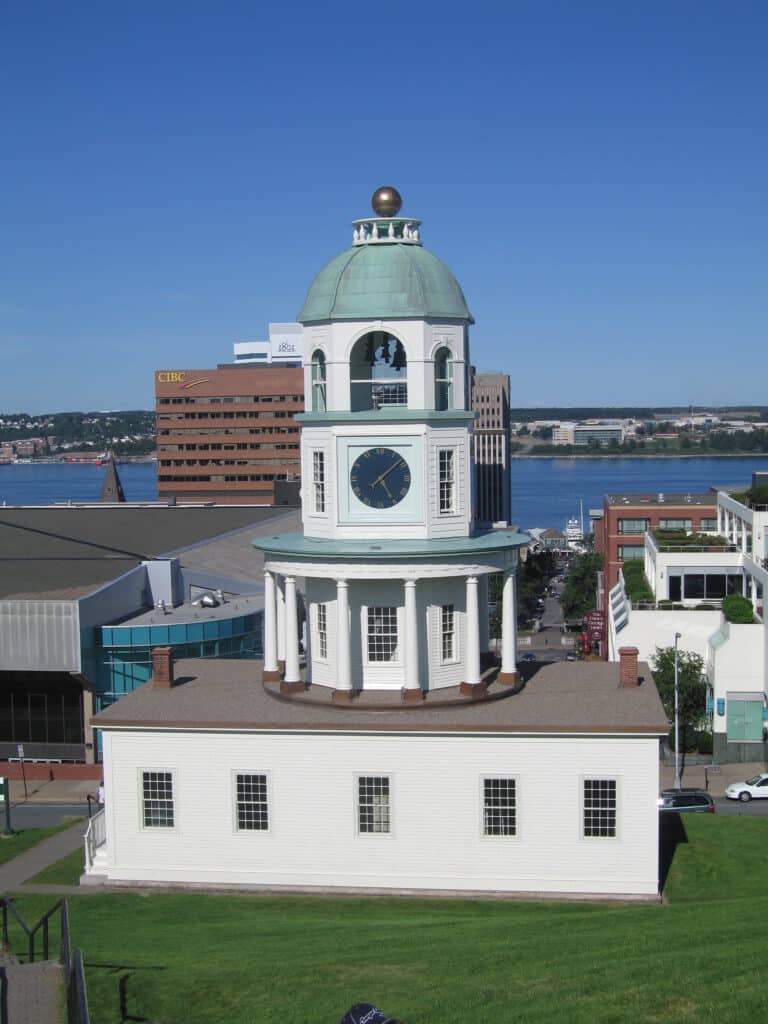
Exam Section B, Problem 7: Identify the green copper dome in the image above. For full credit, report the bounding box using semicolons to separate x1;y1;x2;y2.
297;242;474;324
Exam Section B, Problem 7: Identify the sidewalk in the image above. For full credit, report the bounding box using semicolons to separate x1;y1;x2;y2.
8;776;97;805
659;760;765;796
0;819;87;891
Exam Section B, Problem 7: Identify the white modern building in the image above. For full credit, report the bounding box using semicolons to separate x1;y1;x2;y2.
87;187;668;897
606;479;768;762
233;323;304;365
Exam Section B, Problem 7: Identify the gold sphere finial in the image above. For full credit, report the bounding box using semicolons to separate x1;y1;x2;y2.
371;185;402;217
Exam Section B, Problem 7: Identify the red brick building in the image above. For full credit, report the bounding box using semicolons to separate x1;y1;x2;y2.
594;491;717;588
155;365;304;504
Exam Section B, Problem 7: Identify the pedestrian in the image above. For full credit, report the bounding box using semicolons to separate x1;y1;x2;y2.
97;780;105;805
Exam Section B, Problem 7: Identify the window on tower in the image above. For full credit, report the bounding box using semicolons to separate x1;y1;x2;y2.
434;346;454;410
312;451;325;512
311;350;326;412
349;332;408;411
438;449;457;514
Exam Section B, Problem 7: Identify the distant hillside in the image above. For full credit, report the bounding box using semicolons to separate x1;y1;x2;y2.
510;406;768;422
0;410;155;456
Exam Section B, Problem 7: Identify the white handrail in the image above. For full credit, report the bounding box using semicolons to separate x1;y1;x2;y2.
83;808;106;868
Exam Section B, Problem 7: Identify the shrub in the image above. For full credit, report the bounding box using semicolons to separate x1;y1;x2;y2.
622;561;654;603
722;594;754;624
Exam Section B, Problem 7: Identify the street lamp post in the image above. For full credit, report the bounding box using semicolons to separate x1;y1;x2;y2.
674;631;682;790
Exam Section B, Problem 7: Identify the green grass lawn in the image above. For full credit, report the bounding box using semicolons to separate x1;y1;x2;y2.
0;819;83;866
27;846;85;886
7;816;768;1024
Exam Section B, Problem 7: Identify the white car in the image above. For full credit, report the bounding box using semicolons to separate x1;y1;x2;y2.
724;773;768;802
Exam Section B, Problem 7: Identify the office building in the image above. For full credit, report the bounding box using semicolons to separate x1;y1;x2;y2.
471;370;511;526
155;365;303;505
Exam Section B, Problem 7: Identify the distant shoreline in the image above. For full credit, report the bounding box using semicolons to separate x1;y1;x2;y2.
512;452;768;460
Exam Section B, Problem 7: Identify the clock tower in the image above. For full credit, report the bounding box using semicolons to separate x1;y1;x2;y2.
254;188;528;702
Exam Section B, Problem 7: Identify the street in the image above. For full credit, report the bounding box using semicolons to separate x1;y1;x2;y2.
7;801;91;829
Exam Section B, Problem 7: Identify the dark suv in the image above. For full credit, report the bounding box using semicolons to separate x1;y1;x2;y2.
658;789;715;814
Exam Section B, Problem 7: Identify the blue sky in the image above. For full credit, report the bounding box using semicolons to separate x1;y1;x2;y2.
1;1;765;413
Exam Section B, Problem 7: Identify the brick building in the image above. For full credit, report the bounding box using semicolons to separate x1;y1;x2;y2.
595;491;718;588
155;365;303;505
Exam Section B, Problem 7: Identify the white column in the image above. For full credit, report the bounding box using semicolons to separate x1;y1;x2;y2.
336;579;352;692
479;574;490;655
283;576;300;683
276;575;286;666
500;570;517;678
403;579;420;692
464;576;481;687
717;504;723;537
263;570;278;674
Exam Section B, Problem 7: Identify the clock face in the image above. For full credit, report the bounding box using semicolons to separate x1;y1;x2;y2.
350;447;411;509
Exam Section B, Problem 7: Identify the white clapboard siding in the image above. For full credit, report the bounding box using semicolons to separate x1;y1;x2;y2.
102;729;660;896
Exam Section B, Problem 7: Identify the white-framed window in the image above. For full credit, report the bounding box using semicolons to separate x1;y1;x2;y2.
141;770;174;828
316;602;328;660
367;606;398;662
483;777;517;836
438;449;456;514
582;778;617;838
441;604;455;662
312;450;325;513
357;775;390;834
311;349;326;412
235;772;269;831
434;346;454;410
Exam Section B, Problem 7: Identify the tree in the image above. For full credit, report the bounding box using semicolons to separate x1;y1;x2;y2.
651;646;707;753
560;552;602;619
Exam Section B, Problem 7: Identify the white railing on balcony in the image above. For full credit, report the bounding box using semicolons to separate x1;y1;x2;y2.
84;808;106;868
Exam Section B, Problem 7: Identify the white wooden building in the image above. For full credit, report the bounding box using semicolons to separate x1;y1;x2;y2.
88;648;667;897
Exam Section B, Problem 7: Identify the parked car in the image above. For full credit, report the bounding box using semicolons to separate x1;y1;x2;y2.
658;789;715;813
565;651;577;662
521;652;536;663
724;773;768;802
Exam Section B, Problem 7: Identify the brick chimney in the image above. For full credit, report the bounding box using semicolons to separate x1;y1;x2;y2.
152;646;175;689
618;646;639;688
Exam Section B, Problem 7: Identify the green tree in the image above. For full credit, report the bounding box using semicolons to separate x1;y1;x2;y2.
651;646;707;752
560;552;603;619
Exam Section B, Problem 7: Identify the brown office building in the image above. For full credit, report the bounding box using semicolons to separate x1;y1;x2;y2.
470;370;511;527
594;491;717;588
155;365;304;504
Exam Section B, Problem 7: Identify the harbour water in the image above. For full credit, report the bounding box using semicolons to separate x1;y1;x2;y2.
2;456;768;532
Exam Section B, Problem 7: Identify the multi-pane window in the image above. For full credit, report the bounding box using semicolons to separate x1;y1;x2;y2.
358;776;390;834
700;518;717;531
311;350;326;412
583;779;617;837
617;545;644;560
312;451;325;513
441;604;455;661
316;603;328;659
439;449;456;514
141;771;174;828
617;518;649;534
483;778;517;836
367;607;398;661
659;518;693;530
235;773;269;831
434;346;453;410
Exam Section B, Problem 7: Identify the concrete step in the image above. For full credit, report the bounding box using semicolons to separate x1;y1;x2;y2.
2;959;62;1024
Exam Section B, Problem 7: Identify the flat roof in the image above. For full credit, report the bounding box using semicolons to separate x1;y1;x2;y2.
92;658;668;735
604;492;715;508
0;506;298;600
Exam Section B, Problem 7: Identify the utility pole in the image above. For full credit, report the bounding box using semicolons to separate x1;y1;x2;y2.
674;632;682;790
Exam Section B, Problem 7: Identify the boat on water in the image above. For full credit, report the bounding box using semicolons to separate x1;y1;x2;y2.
565;501;586;550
